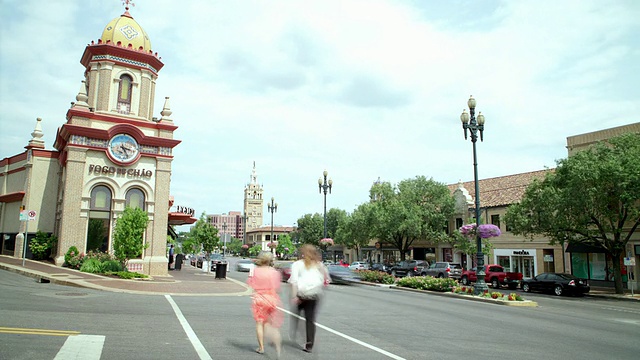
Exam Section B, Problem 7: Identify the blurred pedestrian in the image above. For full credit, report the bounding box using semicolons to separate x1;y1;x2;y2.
288;244;330;353
247;252;282;357
168;244;175;270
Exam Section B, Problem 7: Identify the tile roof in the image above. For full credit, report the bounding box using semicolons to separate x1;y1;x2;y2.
448;169;554;208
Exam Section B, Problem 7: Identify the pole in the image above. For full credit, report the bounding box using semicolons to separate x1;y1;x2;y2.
21;220;28;267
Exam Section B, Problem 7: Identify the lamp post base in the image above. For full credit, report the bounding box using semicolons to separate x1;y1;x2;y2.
473;280;489;295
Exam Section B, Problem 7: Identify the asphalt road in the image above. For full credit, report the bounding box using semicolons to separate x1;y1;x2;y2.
1;262;639;360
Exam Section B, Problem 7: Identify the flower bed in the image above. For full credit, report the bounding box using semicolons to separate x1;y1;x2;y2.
358;269;396;284
396;276;458;291
451;286;525;301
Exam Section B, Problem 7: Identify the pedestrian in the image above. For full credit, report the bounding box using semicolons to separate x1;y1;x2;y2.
247;252;283;357
288;244;331;353
168;244;175;270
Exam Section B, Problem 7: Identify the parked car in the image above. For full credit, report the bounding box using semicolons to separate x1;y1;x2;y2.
327;265;361;284
195;255;207;268
421;262;462;279
460;264;523;290
348;261;369;270
370;263;390;273
190;255;197;267
390;260;429;277
235;259;255;272
522;273;590;296
274;261;293;282
208;253;228;271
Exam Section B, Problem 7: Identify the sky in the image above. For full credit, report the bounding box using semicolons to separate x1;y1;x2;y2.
1;0;639;231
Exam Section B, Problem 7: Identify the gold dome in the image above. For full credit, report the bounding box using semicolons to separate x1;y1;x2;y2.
100;11;152;51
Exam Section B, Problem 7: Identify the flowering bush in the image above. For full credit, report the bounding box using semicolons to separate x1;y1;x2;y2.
450;287;525;301
319;238;334;246
358;269;396;284
451;285;475;294
64;246;85;269
241;244;249;249
267;242;277;249
459;224;501;238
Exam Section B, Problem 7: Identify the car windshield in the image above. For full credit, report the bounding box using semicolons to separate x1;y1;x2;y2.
209;254;224;260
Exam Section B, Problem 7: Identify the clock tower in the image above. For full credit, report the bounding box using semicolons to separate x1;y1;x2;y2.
243;162;264;243
51;5;180;275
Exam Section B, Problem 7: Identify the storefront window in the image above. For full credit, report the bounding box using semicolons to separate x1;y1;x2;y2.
88;185;112;252
589;253;607;280
571;253;589;278
497;256;510;270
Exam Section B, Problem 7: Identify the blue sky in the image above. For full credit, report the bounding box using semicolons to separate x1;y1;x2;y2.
1;0;638;231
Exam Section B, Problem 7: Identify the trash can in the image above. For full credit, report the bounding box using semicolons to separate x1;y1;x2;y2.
215;263;227;279
174;254;183;271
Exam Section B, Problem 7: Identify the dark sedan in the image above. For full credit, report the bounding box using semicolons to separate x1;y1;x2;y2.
522;273;590;296
327;265;361;285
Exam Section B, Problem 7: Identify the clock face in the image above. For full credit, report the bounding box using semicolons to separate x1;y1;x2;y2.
108;134;139;164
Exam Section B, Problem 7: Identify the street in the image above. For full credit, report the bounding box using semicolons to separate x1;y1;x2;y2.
1;261;639;360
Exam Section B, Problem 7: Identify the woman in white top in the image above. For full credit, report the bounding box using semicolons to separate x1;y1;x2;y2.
288;244;330;353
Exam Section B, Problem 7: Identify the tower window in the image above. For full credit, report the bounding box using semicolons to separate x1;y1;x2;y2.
125;188;145;210
117;74;133;114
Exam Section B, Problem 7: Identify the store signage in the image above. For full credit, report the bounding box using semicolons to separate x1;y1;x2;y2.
87;164;153;179
513;250;530;255
544;255;553;262
174;206;195;216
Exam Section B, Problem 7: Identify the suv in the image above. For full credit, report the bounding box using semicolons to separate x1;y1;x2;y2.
421;262;462;279
390;260;429;277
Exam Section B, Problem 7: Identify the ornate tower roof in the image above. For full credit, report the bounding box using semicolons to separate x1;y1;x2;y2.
100;4;152;51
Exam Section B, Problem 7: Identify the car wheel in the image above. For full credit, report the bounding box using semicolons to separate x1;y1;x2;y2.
491;278;500;288
461;276;469;286
522;283;530;292
554;285;563;296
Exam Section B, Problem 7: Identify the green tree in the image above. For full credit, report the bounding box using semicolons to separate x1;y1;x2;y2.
227;237;243;255
190;212;219;255
112;206;150;267
369;176;455;261
276;234;294;257
326;208;348;239
249;244;261;257
336;203;374;261
29;231;57;260
295;213;324;245
505;133;640;294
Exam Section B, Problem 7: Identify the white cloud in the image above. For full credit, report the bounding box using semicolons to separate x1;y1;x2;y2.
1;0;638;227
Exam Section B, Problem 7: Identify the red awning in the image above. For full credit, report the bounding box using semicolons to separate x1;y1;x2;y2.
168;212;197;226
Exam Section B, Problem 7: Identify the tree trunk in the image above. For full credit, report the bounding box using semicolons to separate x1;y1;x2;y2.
612;252;624;294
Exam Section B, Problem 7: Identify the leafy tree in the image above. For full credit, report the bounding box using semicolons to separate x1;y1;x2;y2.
447;231;494;269
326;208;348;239
505;133;640;294
336;203;374;261
112;206;150;267
227;237;243;254
249;244;261;257
369;176;455;261
29;231;57;260
295;213;324;245
275;234;294;257
190;212;219;255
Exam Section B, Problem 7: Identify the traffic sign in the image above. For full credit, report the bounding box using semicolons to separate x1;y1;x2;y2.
28;210;37;221
19;210;28;221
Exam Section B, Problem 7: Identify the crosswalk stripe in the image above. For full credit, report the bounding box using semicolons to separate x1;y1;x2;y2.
54;335;105;360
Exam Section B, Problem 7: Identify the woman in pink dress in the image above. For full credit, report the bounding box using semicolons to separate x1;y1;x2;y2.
247;252;282;356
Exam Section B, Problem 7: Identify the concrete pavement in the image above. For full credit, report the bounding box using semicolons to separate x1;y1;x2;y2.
1;255;638;301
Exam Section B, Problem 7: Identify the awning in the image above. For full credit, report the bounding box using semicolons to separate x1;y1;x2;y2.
565;243;606;253
168;212;197;226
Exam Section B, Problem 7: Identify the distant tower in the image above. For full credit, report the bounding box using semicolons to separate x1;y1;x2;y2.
243;162;264;242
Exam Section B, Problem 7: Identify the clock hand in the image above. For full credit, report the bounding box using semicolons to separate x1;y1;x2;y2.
120;144;130;155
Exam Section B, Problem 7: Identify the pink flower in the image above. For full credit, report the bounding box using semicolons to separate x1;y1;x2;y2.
319;238;334;246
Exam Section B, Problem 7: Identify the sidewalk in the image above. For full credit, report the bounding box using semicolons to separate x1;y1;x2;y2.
0;255;251;297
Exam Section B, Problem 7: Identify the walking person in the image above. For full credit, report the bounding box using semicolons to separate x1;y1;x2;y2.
288;244;331;353
168;244;175;270
247;252;283;357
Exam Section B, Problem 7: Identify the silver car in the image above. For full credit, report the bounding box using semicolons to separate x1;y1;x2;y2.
235;259;255;272
421;262;462;279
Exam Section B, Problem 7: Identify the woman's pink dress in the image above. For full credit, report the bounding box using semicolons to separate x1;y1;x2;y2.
247;266;283;327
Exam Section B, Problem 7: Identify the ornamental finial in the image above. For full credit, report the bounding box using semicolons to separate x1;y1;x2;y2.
122;0;135;11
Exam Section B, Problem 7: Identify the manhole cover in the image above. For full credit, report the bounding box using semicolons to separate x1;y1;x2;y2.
55;292;88;297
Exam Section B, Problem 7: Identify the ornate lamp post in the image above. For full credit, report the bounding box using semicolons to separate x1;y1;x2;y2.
242;212;248;245
268;197;278;254
460;95;488;295
318;170;333;260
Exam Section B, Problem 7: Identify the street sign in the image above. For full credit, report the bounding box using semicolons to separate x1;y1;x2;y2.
28;210;37;221
624;257;636;266
19;210;28;221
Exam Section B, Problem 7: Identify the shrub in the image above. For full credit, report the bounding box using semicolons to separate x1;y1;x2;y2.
451;285;475;294
100;260;123;273
396;276;458;292
358;270;396;284
80;258;102;273
65;246;84;269
84;250;113;263
104;271;148;279
29;231;57;260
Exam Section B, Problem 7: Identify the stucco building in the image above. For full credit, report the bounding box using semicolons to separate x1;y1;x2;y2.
0;7;194;276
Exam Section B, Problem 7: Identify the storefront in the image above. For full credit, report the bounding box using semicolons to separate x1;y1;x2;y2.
494;249;537;279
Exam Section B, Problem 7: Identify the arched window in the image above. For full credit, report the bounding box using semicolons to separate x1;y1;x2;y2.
117;74;133;114
88;185;112;252
126;188;145;210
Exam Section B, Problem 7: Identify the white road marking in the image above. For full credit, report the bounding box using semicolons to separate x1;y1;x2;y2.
166;295;212;360
279;307;406;360
54;335;105;360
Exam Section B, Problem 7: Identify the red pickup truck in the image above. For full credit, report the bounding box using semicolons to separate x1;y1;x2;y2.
459;264;523;290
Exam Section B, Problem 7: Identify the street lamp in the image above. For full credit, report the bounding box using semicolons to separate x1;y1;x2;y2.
222;221;227;256
242;211;248;245
268;197;277;254
460;95;488;295
318;170;333;260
